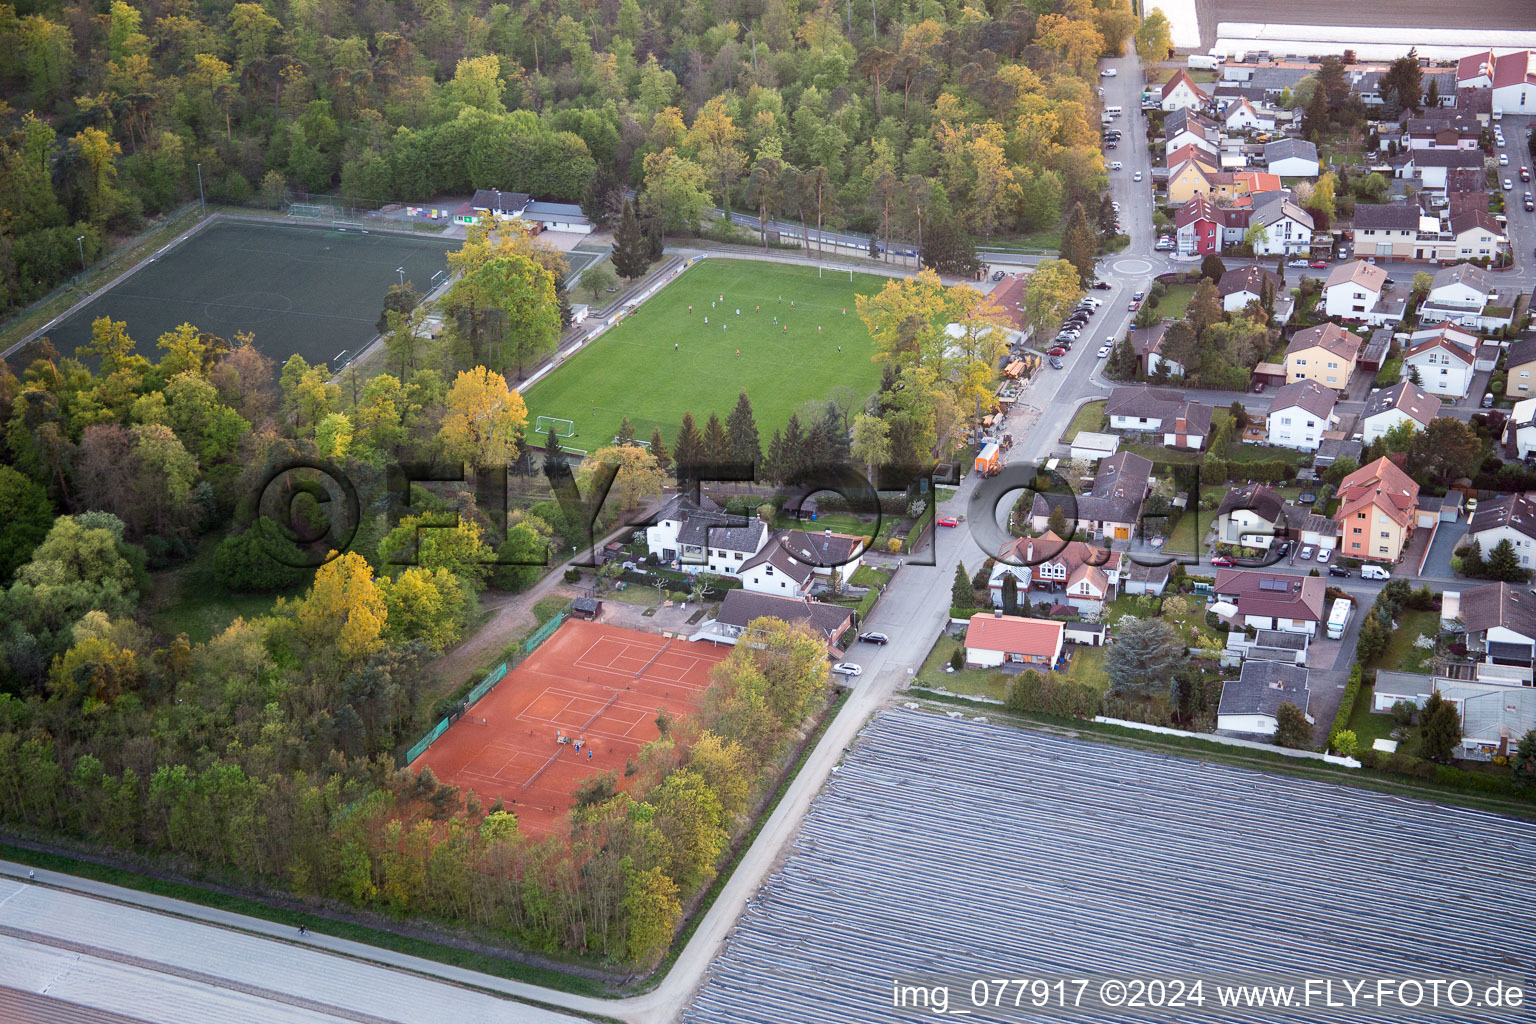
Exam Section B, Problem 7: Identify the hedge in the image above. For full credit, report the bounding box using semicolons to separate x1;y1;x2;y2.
1328;663;1364;747
1355;747;1534;799
1005;670;1102;718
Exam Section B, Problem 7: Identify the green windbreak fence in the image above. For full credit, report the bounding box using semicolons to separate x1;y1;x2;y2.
400;603;571;766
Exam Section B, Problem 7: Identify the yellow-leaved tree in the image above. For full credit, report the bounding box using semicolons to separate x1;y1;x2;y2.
574;444;667;513
437;367;527;468
297;550;386;661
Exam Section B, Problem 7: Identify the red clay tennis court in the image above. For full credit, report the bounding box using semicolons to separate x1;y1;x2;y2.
414;620;729;834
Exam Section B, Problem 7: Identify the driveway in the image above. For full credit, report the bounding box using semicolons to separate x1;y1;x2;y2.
1420;521;1469;580
1307;613;1362;748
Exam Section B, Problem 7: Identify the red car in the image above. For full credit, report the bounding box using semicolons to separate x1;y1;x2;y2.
1209;555;1235;567
1127;300;1140;312
1309;260;1328;268
1048;346;1067;356
937;516;959;528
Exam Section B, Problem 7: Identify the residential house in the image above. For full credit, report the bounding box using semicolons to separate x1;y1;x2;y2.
1217;662;1313;736
1335;456;1420;563
1070;431;1120;463
1362;381;1441;443
645;493;769;573
1231;170;1282;195
1165;108;1222;156
1450;211;1507;261
740;529;864;596
1121;561;1171;597
1161;69;1212;112
1174;193;1220;254
1167;143;1220;174
1352;203;1424;259
1214;568;1328;635
1166;160;1229;206
702;590;854;651
1104;385;1212;449
1263;138;1319;177
1401;115;1483;150
1221;628;1310;670
1448;581;1536;670
1447;191;1492;218
1418;263;1511;332
1220;97;1274;132
1247;191;1314;255
1456;49;1536;112
964;613;1066;670
1322;261;1388;322
1408;148;1486;192
1030;451;1153;544
1503;337;1536;398
1466;493;1536;570
1284;322;1362;390
1506;397;1536;459
1374;668;1536;758
1129;323;1183;377
1265;379;1337;451
989;533;1123;615
1402;325;1478;398
1218;264;1282;312
1215;483;1286;549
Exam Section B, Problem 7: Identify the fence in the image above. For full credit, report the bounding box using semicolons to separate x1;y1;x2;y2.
400;602;571;765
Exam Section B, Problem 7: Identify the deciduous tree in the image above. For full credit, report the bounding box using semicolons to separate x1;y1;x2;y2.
437;367;527;468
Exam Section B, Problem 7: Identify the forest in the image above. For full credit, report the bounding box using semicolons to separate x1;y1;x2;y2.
0;0;1132;312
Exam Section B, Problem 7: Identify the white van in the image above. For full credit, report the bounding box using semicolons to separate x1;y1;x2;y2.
1110;161;1124;170
1105;105;1123;119
1360;564;1392;581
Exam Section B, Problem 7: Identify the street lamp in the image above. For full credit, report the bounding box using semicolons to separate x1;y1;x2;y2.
76;235;88;295
196;162;206;219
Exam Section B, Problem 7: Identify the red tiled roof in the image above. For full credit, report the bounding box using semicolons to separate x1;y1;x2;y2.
1336;456;1419;529
964;614;1065;658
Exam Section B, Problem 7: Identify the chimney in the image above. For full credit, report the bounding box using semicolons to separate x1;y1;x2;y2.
1027;540;1035;562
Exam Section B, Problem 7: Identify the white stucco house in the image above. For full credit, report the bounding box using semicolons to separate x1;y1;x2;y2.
1362;381;1441;443
1217;662;1313;736
644;494;768;574
1265;379;1337;452
1505;398;1536;460
1263;138;1320;177
1402;325;1478;399
1323;261;1387;320
1465;494;1536;570
1418;263;1510;332
1247;192;1314;255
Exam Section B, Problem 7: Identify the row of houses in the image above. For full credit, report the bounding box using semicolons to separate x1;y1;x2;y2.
1353;201;1506;266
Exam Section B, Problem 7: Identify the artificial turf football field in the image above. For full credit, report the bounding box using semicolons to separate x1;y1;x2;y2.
523;259;888;453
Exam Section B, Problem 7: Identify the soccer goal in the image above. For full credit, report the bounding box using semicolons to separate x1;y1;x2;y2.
612;435;651;448
535;416;576;437
288;203;325;220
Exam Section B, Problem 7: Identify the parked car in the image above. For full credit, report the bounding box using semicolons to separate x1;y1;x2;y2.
1093;281;1112;289
1299;545;1315;560
937;516;959;527
1252;381;1265;393
1132;290;1146;301
1500;154;1510;166
1274;541;1292;558
1209;555;1235;567
1328;564;1350;578
1049;356;1064;370
1360;564;1392;581
1110;160;1124;170
1101;68;1117;77
858;632;889;645
1309;260;1329;268
832;662;862;677
1048;346;1067;356
1288;258;1310;267
1483;392;1496;408
1504;178;1514;190
1522;166;1531;181
991;269;1006;281
1132;170;1142;181
1106;141;1118;149
1466;497;1478;515
1317;548;1332;563
1097;344;1112;358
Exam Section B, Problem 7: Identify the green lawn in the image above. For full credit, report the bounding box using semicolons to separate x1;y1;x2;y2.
1226;441;1302;466
1164;509;1204;554
772;510;876;540
523;259;887;452
1155;283;1196;320
850;564;892;588
1064;644;1108;690
982;228;1062;253
1347;686;1401;749
917;634;1008;699
1380;609;1442;674
1063;400;1107;442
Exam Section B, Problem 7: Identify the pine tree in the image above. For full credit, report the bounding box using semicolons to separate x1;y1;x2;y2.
1419;692;1462;762
725;390;760;469
1060;204;1098;286
701;412;728;462
1426;75;1440;108
649;427;671;472
1047;505;1068;537
543;425;568;483
617;417;636;446
611;198;650;281
1002;573;1019;616
920;217;981;277
763;428;786;484
673;412;703;478
1199;253;1227;282
803;418;832;470
780;414;807;480
820;402;850;466
952;562;972;607
1487;538;1526;582
1273;702;1311;749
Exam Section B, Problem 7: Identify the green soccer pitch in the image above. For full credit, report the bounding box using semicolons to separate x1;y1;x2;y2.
523;259;890;454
